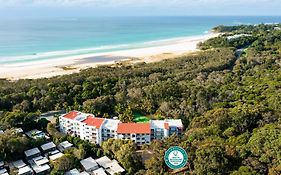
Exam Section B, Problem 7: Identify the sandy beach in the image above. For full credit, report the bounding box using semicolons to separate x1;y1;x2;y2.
0;33;219;80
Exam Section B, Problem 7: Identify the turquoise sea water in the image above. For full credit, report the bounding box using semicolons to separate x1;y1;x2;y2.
0;16;281;64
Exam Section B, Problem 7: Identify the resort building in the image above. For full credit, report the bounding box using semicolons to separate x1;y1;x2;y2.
150;120;169;140
101;119;120;142
59;111;183;145
117;123;151;145
165;119;184;135
59;111;104;144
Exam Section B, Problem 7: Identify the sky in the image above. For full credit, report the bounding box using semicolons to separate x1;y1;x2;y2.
0;0;281;18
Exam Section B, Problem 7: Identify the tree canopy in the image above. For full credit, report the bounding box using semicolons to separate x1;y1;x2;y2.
0;23;281;174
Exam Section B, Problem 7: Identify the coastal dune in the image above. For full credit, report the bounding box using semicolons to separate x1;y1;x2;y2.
0;33;219;80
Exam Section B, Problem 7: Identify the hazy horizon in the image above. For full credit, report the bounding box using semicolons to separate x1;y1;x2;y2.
1;0;281;18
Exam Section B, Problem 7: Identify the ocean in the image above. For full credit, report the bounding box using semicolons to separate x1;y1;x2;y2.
0;16;281;64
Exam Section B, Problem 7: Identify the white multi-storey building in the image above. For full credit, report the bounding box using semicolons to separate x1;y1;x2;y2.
150;119;183;141
59;111;183;145
59;111;104;144
101;119;120;142
116;123;151;145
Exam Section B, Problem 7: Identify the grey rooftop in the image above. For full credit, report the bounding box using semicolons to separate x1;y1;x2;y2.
41;142;56;151
24;148;41;158
80;157;98;171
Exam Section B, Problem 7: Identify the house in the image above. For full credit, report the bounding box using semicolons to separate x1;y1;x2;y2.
80;157;99;172
14;128;24;134
40;142;56;153
117;123;151;145
11;160;26;169
0;161;6;175
0;168;8;175
65;168;80;175
227;34;252;40
92;168;107;175
25;130;49;140
31;156;49;166
31;164;50;175
0;160;4;169
18;166;33;175
48;151;64;161
10;160;33;175
24;148;41;160
105;160;125;175
65;169;90;175
95;156;112;169
58;141;73;152
95;156;125;175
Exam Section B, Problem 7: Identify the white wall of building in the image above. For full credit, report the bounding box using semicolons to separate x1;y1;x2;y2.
59;112;183;146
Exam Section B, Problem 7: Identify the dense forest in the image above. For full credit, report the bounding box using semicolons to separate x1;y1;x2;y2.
0;24;281;174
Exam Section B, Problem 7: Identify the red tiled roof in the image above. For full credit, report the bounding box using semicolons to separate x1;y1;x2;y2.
164;122;169;130
63;111;79;120
83;116;104;129
117;123;151;134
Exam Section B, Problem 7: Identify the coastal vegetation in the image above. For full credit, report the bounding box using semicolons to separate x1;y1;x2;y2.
0;23;281;174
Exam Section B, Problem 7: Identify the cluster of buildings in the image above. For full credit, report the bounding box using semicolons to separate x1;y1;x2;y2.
226;34;252;40
66;156;124;175
1;139;124;175
1;110;183;174
59;111;183;146
3;141;72;175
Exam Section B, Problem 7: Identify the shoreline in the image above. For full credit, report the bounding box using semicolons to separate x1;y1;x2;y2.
0;32;220;80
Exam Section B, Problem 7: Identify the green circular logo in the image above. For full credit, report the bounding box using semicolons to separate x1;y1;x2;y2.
164;146;188;170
